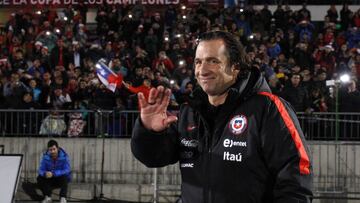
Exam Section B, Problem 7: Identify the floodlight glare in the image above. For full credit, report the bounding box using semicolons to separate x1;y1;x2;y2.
339;74;350;83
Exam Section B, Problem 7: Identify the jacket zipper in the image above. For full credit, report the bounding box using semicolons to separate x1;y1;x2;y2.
198;114;212;203
205;128;212;203
208;142;212;203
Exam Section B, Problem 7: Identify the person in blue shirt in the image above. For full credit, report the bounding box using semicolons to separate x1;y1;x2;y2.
37;140;71;203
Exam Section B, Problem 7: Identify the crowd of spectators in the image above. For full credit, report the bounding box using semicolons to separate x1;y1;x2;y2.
0;2;360;114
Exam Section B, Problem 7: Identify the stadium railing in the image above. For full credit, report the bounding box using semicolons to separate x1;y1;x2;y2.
1;109;359;140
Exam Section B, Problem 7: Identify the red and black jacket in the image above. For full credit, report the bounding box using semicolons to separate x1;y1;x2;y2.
131;67;313;203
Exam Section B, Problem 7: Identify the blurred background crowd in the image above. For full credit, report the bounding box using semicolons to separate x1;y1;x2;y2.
0;1;360;114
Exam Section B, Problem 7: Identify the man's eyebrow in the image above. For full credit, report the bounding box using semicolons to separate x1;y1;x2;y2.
194;57;219;61
205;57;219;61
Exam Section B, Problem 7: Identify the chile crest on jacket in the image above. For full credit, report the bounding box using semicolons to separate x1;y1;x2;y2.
229;115;248;135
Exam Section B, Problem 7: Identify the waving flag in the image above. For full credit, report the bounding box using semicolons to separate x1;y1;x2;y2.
95;60;123;92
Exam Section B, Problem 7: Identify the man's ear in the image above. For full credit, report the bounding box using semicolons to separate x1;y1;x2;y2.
232;63;241;71
231;64;240;77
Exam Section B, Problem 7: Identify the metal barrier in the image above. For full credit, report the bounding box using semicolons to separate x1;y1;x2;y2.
297;112;360;141
1;110;359;140
309;141;360;201
0;109;140;137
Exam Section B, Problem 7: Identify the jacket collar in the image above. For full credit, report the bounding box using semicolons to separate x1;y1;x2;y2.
45;148;67;160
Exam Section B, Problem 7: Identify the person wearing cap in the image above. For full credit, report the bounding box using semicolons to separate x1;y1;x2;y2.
314;44;336;76
68;40;85;68
33;41;44;60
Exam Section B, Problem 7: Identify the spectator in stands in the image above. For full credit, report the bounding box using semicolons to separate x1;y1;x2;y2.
33;41;44;60
313;69;329;96
294;20;315;43
144;28;159;60
28;79;42;102
353;9;360;28
68;41;85;69
327;4;339;23
273;4;286;29
172;60;189;86
3;72;29;108
73;79;92;102
298;3;311;21
340;3;353;31
152;51;175;73
110;57;128;78
339;79;360;112
37;139;70;203
0;76;8;108
27;59;46;77
91;83;116;110
267;36;281;58
233;13;251;40
49;87;72;109
36;29;57;52
337;44;351;63
16;92;40;109
50;38;69;70
123;79;151;109
281;73;310;112
294;42;312;69
282;30;297;57
11;49;27;72
260;4;272;32
133;45;150;69
74;23;88;47
309;87;328;112
314;45;336;76
300;69;314;91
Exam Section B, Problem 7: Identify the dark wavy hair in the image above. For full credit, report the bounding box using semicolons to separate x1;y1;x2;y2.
48;139;59;148
196;30;251;78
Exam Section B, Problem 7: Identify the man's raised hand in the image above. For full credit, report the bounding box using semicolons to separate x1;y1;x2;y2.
138;86;178;132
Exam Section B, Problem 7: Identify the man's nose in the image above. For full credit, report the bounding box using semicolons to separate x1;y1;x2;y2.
197;62;208;72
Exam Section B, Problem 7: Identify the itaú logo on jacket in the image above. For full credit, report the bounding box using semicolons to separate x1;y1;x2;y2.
223;151;242;162
229;115;248;135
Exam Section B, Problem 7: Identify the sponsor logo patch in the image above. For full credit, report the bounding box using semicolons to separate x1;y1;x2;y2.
181;139;198;148
180;163;194;168
229;115;248;135
223;151;242;162
223;139;247;148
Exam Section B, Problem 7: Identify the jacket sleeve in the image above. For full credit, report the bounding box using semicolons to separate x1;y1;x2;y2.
38;154;47;177
131;117;179;168
53;153;71;177
259;93;313;202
